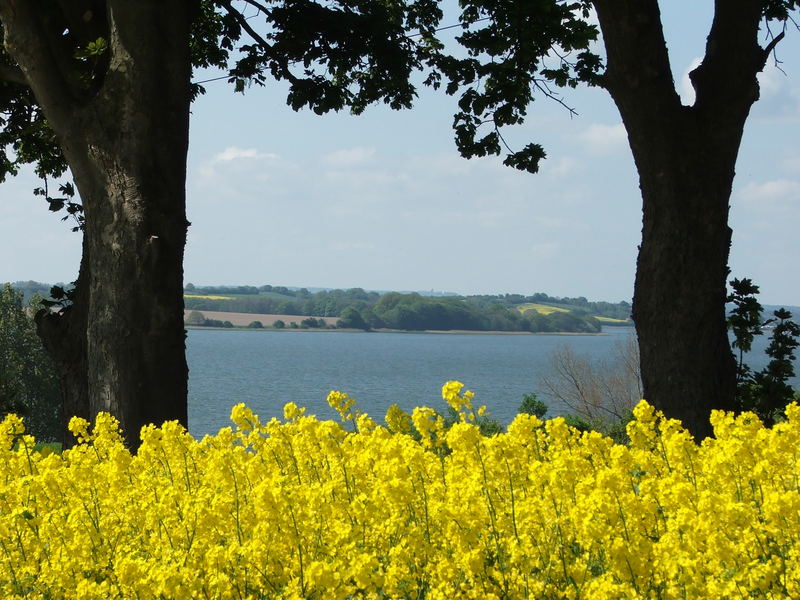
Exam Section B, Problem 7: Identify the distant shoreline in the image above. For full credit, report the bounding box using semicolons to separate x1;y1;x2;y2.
184;310;622;335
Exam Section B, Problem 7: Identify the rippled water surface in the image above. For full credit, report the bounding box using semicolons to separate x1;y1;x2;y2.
187;327;793;437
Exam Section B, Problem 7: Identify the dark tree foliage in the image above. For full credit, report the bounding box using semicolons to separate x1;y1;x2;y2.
429;0;601;173
337;306;371;331
727;279;800;425
727;278;765;382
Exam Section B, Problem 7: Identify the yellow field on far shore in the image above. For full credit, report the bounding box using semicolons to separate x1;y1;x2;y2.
516;303;569;315
184;294;235;300
596;315;631;324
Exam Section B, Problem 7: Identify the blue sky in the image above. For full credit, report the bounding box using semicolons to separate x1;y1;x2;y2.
2;3;799;305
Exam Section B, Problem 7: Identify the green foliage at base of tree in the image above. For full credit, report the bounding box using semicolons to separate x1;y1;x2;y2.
727;278;800;426
0;284;61;441
518;392;548;418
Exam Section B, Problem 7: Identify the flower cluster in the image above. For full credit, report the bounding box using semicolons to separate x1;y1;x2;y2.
0;382;799;599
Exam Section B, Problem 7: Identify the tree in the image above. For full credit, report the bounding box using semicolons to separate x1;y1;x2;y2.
539;334;642;431
0;0;440;446
727;280;800;424
430;0;798;438
0;284;61;440
752;308;800;424
186;310;207;326
727;278;766;383
337;306;370;331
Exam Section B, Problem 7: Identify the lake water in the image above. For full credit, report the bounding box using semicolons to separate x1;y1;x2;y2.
187;327;796;437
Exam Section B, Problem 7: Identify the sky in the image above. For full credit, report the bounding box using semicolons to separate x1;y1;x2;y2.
1;2;799;305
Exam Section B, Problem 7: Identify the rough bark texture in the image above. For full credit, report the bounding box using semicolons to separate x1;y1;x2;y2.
1;0;193;447
593;0;771;438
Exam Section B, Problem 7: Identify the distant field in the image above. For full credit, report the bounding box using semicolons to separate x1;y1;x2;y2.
184;310;338;327
517;303;569;315
185;294;235;300
596;316;631;324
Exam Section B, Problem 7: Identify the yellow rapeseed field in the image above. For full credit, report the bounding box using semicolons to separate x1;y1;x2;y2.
517;303;569;316
184;294;235;300
1;383;798;599
595;316;631;324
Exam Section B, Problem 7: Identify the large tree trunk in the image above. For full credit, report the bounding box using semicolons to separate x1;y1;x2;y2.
593;0;771;438
2;0;193;447
631;143;739;439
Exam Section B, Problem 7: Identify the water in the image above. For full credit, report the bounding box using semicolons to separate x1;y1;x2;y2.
187;327;796;437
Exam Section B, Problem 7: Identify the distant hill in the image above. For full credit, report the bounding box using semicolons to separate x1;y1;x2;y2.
3;281;67;304
180;285;636;333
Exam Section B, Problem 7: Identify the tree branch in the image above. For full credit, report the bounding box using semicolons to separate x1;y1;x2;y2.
217;0;298;84
591;0;681;132
237;0;272;18
217;0;271;50
689;0;763;114
761;29;785;65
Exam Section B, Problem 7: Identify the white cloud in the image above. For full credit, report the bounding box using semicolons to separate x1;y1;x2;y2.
213;147;279;163
737;178;800;211
543;156;579;178
679;57;703;105
757;62;786;98
577;123;628;155
321;146;377;168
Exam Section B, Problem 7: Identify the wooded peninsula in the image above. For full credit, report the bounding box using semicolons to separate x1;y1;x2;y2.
181;283;632;333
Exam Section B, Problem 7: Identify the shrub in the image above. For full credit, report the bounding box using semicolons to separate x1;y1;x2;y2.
0;285;61;441
185;310;205;325
518;392;548;418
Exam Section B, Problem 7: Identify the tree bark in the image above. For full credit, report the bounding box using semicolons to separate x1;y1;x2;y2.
593;0;771;438
2;0;193;447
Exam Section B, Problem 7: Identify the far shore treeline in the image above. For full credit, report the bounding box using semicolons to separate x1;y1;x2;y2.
181;283;631;333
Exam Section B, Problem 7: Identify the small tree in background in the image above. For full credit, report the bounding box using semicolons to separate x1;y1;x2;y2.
518;392;548;418
0;284;61;440
748;309;800;425
185;310;206;326
727;279;799;425
337;307;371;331
727;278;764;385
539;335;642;430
